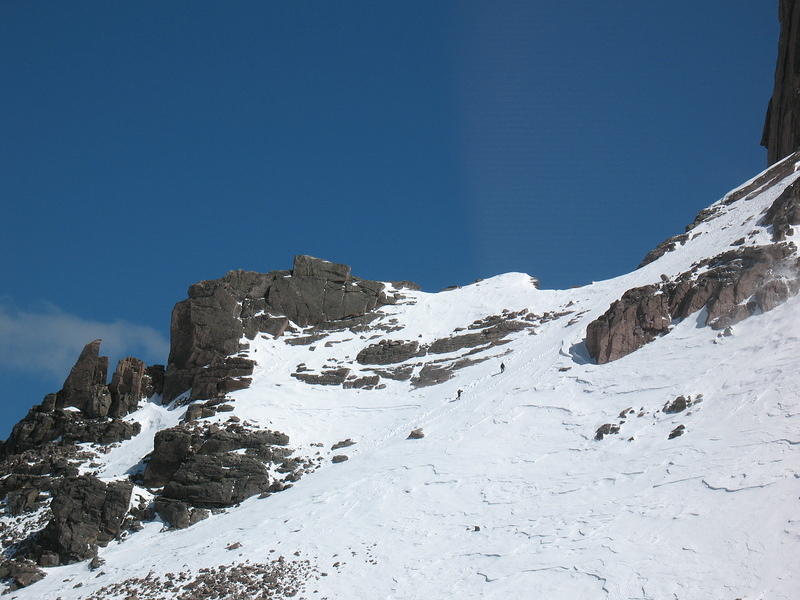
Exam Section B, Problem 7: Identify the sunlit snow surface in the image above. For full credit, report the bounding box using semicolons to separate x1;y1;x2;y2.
15;164;800;599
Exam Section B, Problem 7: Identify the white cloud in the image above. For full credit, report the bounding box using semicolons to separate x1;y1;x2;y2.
0;301;169;383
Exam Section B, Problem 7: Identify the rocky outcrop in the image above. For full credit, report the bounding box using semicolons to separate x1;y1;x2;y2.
56;339;110;418
162;453;271;507
108;357;150;417
291;367;351;386
761;176;800;241
3;402;142;457
763;0;800;164
356;340;422;365
35;475;132;564
153;498;209;530
1;340;157;457
143;423;300;528
588;243;800;363
188;356;255;401
164;256;398;401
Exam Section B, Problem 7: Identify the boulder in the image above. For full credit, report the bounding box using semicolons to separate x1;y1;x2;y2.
594;424;620;440
356;340;422;365
37;475;132;564
0;559;45;591
407;428;425;440
154;497;209;530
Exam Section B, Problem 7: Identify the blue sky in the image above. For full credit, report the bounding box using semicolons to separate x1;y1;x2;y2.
0;2;778;434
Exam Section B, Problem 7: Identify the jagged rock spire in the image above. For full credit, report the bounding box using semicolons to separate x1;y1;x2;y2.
762;0;800;164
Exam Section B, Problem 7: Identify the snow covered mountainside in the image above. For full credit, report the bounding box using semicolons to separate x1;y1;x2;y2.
2;152;800;600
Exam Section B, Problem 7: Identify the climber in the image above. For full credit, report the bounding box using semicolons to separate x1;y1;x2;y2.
500;362;506;374
456;389;463;400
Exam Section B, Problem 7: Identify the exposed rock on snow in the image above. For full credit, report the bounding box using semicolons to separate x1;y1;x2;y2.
761;176;800;241
163;255;398;402
35;475;133;565
587;243;800;363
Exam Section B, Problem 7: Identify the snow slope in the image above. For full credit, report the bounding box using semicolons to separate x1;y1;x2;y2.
10;158;800;599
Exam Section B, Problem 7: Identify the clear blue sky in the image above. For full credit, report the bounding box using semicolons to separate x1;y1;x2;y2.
0;1;778;435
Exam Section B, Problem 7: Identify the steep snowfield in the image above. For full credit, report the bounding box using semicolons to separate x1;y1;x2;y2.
12;160;800;599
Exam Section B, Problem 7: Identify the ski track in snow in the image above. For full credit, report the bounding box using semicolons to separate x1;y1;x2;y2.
8;162;800;599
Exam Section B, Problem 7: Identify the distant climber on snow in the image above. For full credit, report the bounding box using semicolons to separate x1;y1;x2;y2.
500;362;506;374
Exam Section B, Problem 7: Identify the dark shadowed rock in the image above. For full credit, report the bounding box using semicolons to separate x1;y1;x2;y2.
108;357;147;417
668;425;686;439
189;356;255;401
594;424;620;440
331;439;355;450
761;177;800;241
3;406;141;456
164;256;397;401
291;368;350;386
331;455;349;463
411;364;455;387
154;497;209;530
143;423;293;527
162;453;270;507
663;396;690;414
342;375;381;389
56;340;110;418
143;427;197;488
356;340;422;365
37;476;132;564
762;0;800;164
407;428;425;439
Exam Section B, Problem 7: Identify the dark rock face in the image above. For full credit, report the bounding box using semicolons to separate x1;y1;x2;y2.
37;476;132;564
189;356;255;401
588;244;800;363
291;367;351;386
356;340;422;365
108;357;148;418
668;425;686;439
56;340;110;418
761;177;800;241
762;0;800;164
162;453;270;507
3;404;141;457
663;396;689;414
342;375;381;389
142;427;197;488
153;498;209;530
594;424;620;440
142;423;296;528
164;256;396;401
